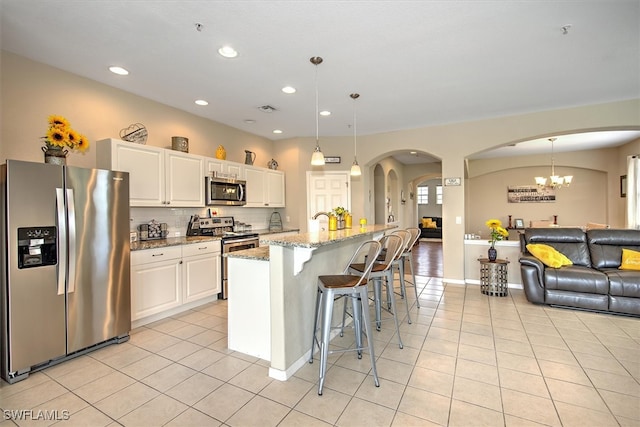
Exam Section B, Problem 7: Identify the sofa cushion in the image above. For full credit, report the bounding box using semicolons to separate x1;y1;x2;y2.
602;268;640;297
587;229;640;269
526;244;573;268
543;265;609;295
524;228;592;267
620;248;640;271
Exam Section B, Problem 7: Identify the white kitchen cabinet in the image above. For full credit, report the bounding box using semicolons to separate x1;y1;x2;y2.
244;166;285;208
130;246;182;321
182;241;221;303
97;138;205;207
130;241;222;326
206;159;245;180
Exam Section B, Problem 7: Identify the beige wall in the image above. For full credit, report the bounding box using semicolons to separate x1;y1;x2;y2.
0;51;273;168
3;50;639;283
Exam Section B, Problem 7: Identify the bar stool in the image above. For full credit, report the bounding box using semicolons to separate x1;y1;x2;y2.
348;234;405;349
400;227;421;307
309;239;383;395
390;230;412;323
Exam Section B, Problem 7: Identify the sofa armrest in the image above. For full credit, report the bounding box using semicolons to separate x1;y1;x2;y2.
519;254;546;304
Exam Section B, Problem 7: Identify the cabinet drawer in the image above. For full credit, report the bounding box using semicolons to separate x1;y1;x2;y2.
131;246;182;266
182;240;221;257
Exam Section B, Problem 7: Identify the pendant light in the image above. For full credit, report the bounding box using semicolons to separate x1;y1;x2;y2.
310;56;325;166
350;93;362;176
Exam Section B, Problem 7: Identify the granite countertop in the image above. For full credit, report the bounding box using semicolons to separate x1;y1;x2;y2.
254;228;300;236
225;246;269;261
130;228;299;251
130;235;220;251
260;224;396;249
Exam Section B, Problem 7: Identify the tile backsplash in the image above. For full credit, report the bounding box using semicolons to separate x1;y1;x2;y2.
130;206;285;236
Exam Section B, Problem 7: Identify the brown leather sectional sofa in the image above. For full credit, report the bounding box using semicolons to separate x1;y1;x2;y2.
519;227;640;316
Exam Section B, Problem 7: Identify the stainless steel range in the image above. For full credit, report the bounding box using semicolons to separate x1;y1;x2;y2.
186;216;258;299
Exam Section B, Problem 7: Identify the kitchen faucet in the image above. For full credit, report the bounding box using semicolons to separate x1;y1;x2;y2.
312;211;330;220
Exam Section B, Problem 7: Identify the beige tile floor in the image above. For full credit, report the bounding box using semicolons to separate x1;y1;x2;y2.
1;276;639;427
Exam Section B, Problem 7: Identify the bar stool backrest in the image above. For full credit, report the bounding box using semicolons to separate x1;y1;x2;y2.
405;227;421;252
391;230;412;257
342;240;383;284
379;234;404;265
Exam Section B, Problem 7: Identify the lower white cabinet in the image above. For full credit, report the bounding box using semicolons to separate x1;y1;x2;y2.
131;241;221;324
131;246;182;321
182;242;221;303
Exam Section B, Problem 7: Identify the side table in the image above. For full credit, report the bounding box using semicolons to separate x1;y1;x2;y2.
478;258;509;297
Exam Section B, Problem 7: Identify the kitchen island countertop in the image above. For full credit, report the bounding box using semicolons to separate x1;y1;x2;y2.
260;224;394;248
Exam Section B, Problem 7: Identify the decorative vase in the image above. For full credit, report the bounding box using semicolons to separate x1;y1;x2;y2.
42;145;68;165
328;215;338;231
345;213;352;229
215;145;226;160
488;246;498;262
337;215;345;230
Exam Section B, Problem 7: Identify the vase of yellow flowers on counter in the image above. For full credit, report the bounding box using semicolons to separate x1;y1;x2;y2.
41;115;89;165
333;206;349;230
486;218;509;262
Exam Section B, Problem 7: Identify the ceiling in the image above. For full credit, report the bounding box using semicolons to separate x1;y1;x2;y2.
2;1;639;162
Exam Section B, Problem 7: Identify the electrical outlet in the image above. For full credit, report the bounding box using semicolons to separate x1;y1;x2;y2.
455;216;462;224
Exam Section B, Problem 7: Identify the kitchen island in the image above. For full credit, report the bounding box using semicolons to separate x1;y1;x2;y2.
226;224;395;380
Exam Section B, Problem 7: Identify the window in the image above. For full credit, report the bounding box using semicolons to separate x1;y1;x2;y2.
417;186;429;204
436;185;443;205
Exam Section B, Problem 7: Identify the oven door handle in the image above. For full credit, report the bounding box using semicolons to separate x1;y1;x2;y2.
223;236;259;246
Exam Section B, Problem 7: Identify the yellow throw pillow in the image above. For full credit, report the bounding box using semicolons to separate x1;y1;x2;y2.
426;221;437;229
421;218;433;228
526;244;573;268
620;248;640;271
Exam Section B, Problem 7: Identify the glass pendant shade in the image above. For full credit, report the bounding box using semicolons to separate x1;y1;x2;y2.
350;161;361;176
311;145;325;166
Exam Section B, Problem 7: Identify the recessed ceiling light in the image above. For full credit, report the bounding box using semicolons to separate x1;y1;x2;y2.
109;66;129;75
410;151;417;154
281;86;296;94
218;46;238;58
273;129;283;134
244;119;256;124
195;99;208;106
320;110;331;116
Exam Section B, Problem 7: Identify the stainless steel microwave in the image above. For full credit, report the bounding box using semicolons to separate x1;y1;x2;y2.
205;177;246;206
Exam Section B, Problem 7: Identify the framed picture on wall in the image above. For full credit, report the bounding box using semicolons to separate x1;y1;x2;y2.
621;175;627;197
514;218;525;229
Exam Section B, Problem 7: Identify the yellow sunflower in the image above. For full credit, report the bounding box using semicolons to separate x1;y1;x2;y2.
485;219;502;229
67;129;81;149
77;135;90;152
46;127;69;147
48;115;70;129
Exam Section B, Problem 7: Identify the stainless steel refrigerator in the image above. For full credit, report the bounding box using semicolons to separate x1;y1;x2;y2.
1;160;131;384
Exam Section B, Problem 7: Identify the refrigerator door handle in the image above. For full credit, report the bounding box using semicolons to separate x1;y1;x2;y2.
66;188;77;294
56;188;66;296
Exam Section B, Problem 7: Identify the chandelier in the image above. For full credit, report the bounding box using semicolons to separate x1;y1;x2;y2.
310;56;325;166
535;137;573;189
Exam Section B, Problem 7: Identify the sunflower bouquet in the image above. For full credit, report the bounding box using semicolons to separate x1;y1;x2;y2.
42;115;89;153
486;219;509;248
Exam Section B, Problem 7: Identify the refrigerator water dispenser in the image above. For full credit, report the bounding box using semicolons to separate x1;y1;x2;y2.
17;226;57;269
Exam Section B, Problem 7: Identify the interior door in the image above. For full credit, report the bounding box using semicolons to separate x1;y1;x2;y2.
306;171;350;231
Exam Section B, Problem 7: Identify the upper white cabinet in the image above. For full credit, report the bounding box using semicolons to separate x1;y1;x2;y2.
244;166;285;208
206;159;245;180
97;138;204;207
